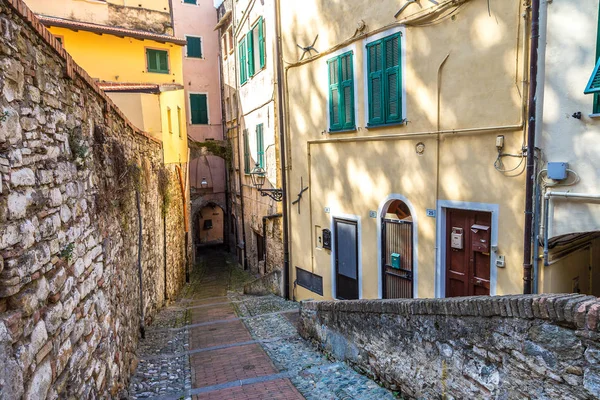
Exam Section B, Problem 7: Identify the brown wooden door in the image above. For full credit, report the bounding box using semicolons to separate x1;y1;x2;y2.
445;209;491;297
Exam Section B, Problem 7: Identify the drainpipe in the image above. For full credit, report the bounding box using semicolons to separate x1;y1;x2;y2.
523;0;540;294
263;213;282;271
543;191;600;266
532;0;549;294
274;0;291;300
231;0;248;271
135;189;145;339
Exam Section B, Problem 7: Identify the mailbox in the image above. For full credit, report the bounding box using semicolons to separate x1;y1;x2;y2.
322;229;331;250
391;253;401;269
451;227;463;250
471;224;490;253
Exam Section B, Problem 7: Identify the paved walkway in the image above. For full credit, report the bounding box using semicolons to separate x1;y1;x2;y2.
129;250;396;400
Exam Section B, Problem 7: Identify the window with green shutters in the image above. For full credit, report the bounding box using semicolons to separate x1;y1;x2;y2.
327;51;355;132
190;94;208;125
243;129;251;174
258;17;265;69
247;30;255;77
588;10;600;113
186;36;202;58
367;32;402;126
256;124;264;168
146;49;169;74
250;17;266;74
239;39;247;84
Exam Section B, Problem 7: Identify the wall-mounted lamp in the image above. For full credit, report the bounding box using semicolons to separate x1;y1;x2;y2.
250;163;283;202
200;177;209;189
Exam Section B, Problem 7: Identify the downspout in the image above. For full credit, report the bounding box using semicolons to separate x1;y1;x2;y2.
532;0;549;294
523;0;540;294
136;189;145;339
231;1;249;270
263;213;282;270
274;0;290;299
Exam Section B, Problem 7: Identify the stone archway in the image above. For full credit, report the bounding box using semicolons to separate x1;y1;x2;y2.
193;202;225;246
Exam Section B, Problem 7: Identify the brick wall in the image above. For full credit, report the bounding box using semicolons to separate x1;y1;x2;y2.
300;294;600;399
0;0;187;398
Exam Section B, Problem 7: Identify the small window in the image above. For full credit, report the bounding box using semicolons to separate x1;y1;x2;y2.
256;232;265;261
243;129;250;174
190;94;208;125
167;107;173;134
177;106;183;138
367;32;402;126
183;0;197;4
227;27;234;54
328;51;355;131
203;219;213;230
186;36;202;58
146;49;169;74
249;17;265;75
256;123;264;168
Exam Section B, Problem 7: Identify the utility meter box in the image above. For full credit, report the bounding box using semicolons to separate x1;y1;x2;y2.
391;253;401;269
451;227;463;250
547;162;568;180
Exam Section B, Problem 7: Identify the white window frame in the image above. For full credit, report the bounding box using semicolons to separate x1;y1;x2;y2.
362;26;407;127
184;35;204;59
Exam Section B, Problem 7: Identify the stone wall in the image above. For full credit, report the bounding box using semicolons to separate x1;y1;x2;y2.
300;294;600;399
0;1;187;398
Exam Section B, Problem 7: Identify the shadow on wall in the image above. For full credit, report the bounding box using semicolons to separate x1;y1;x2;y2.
196;203;225;245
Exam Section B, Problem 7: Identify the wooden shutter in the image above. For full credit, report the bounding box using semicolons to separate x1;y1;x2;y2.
243;129;250;173
190;94;208;124
585;57;600;94
384;34;401;123
247;31;255;77
147;49;158;71
256;124;264;168
158;51;169;73
340;52;354;130
187;37;202;58
239;41;247;84
258;17;265;69
328;57;342;131
367;41;384;125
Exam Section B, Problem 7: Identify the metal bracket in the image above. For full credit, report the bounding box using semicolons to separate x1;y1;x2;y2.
291;177;309;214
297;35;319;61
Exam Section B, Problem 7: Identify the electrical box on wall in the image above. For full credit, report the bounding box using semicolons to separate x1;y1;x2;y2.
451;227;463;250
322;229;331;250
547;162;568;180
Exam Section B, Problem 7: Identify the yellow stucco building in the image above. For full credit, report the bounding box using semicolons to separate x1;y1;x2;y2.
25;0;189;164
280;0;529;301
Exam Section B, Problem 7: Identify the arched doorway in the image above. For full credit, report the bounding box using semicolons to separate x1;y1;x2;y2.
196;203;224;245
381;199;414;299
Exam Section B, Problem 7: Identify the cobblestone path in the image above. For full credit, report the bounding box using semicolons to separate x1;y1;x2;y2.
129;250;396;400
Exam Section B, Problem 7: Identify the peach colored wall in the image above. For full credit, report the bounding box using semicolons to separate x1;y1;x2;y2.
172;0;225;197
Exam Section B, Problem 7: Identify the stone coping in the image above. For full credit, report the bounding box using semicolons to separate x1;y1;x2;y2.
301;294;600;331
3;0;162;146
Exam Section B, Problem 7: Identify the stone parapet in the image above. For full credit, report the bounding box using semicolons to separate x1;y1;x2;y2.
300;294;600;399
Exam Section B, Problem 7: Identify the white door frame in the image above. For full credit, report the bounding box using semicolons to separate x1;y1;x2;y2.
330;213;362;300
435;200;499;298
377;194;419;299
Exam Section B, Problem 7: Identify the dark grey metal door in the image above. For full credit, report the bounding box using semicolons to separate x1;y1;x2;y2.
334;218;359;300
382;219;413;298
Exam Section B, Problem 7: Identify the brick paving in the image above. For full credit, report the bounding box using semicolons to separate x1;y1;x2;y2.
129;249;396;400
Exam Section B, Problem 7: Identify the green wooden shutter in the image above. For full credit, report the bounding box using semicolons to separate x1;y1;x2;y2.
147;49;158;71
239;40;247;84
243;129;250;173
186;36;202;58
147;49;169;73
328;57;342;131
190;94;208;124
247;31;255;77
158;51;169;73
256;124;264;168
384;34;401;123
585;58;600;94
367;41;384;125
340;52;355;130
258;17;265;69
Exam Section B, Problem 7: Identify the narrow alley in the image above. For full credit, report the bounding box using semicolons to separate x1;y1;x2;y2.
128;250;396;400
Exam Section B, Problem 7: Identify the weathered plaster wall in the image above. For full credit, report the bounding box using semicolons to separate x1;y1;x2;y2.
300;294;600;399
0;1;187;398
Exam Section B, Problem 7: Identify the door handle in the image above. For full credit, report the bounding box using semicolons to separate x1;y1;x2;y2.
474;278;485;287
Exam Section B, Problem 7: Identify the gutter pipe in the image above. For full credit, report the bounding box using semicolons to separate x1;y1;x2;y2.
523;0;540;294
543;191;600;266
274;0;291;300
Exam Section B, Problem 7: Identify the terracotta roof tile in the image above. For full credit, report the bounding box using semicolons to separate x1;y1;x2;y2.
37;15;187;46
